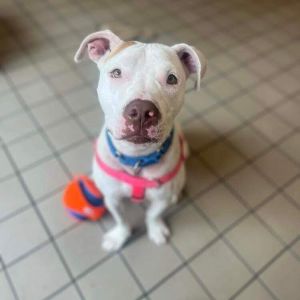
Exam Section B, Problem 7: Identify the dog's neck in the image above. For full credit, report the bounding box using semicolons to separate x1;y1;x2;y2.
105;129;171;157
97;125;180;176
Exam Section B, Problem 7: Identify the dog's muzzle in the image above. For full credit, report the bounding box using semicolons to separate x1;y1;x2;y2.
122;99;161;144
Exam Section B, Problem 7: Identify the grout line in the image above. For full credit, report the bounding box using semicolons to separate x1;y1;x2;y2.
44;252;114;300
134;263;188;300
2;82;74;178
223;237;281;300
2;3;167;297
185;2;300;168
189;201;280;300
1;142;85;300
190;200;300;300
5;221;80;269
10;1;100;146
0;93;56;122
169;241;216;300
0;203;33;225
196;106;300;209
1;0;298;151
157;0;300;84
119;252;148;299
1;84;298;290
0;0;296;202
0;256;20;300
183;86;300;211
8;136;90;175
83;3;219;297
96;214;148;298
4;240;50;270
158;0;300;131
1;1;298;298
47;198;192;299
0;15;103;292
136;214;239;299
189;68;300;222
226;178;300;261
186;73;300;159
0;86;99;131
189;155;300;293
6;223;79;268
182;171;293;292
195;138;300;254
130;197;247;298
71;253;115;284
229;236;300;300
42;282;74;300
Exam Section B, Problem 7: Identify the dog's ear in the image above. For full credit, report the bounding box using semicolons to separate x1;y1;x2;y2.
172;43;207;91
74;30;123;63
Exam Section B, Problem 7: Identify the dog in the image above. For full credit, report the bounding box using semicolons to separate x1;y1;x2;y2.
74;30;206;251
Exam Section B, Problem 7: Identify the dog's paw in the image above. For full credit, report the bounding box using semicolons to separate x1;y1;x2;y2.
102;226;131;252
147;220;170;245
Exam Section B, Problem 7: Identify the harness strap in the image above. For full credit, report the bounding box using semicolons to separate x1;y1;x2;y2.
94;136;185;203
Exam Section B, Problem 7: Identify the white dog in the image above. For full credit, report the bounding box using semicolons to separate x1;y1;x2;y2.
74;30;206;251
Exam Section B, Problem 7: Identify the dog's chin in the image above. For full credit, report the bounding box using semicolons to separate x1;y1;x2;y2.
122;135;158;144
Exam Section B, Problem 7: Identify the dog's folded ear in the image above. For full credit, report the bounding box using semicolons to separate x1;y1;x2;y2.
74;30;123;63
172;44;207;91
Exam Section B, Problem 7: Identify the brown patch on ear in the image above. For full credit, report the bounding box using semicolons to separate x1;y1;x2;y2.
105;41;136;61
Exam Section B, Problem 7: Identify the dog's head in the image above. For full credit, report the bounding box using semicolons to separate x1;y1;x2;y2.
75;30;206;145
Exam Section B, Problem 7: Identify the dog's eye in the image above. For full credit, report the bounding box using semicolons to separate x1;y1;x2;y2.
167;74;178;85
111;68;122;78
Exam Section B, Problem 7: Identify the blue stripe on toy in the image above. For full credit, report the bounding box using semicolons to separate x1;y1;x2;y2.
68;210;88;220
79;180;104;207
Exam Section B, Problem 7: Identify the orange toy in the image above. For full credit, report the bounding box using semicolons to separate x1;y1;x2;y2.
62;176;106;221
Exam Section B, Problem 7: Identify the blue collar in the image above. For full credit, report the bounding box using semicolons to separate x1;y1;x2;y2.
106;129;174;168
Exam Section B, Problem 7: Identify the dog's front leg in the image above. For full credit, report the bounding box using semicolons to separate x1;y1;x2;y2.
102;196;131;252
146;197;171;245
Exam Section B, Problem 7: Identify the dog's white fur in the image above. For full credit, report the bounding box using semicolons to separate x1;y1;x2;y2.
75;30;206;251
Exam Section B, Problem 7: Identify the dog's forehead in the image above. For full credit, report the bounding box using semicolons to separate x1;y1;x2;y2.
106;42;176;67
106;41;137;61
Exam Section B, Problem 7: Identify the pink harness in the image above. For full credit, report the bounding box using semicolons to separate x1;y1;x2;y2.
94;136;185;203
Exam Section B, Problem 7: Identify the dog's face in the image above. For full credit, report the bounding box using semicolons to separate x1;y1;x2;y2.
75;30;206;145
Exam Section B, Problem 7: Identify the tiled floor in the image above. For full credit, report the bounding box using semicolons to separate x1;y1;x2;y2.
0;0;299;299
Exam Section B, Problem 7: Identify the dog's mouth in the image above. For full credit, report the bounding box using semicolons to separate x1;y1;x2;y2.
120;123;162;144
121;134;158;144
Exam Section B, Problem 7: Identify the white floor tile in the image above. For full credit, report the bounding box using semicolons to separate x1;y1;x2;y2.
0;209;48;264
149;268;210;300
0;272;15;300
0;147;14;180
78;255;142;300
123;235;181;290
257;194;300;243
170;205;216;259
8;244;69;300
22;158;69;200
0;2;299;300
261;252;300;300
195;184;247;231
226;215;283;271
0;177;30;220
57;223;107;276
9;133;52;169
190;240;252;300
235;281;273;300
